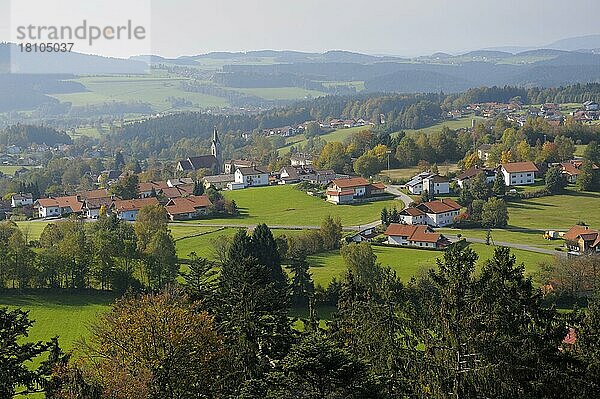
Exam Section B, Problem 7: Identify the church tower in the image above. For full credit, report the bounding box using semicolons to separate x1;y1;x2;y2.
211;127;222;173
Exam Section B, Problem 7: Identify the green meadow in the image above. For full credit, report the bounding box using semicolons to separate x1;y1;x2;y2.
308;242;553;288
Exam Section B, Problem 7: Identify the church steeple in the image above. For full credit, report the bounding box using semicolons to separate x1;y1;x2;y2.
211;127;222;173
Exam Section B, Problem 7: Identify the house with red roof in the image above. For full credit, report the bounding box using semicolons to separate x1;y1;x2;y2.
34;196;84;219
384;224;451;249
563;225;600;254
110;197;160;221
500;161;539;186
165;195;212;220
399;198;462;227
326;177;386;204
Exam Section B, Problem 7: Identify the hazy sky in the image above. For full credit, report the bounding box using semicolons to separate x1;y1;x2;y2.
2;0;600;58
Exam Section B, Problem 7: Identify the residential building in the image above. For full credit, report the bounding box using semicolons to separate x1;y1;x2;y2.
161;185;194;200
34;196;84;218
84;197;115;219
203;174;235;190
385;224;451;249
290;153;314;167
456;166;496;188
165;195;212;220
98;170;121;184
326;177;386;204
477;144;493;162
559;162;581;184
500;162;539;186
399;198;462;227
78;188;110;200
563;225;600;254
138;181;170;198
406;172;449;195
233;166;270;188
111;197;160;221
347;227;378;243
167;177;194;187
224;159;255;174
11;193;33;208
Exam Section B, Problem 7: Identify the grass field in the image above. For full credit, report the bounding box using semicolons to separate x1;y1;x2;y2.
0;291;115;351
507;188;600;229
0;165;24;176
278;125;370;155
51;75;229;112
309;242;553;287
210;185;398;226
236;87;325;100
395;116;485;138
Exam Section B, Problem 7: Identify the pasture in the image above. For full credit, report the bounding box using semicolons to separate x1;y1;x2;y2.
211;185;399;226
0;291;115;351
0;165;22;176
50;75;228;111
507;189;600;229
278;125;370;155
236;87;325;100
308;242;553;288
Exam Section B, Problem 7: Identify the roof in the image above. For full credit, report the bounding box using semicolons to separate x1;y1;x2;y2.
165;195;212;215
331;177;370;189
36;196;84;212
384;224;443;244
188;155;218;170
477;144;493;151
12;193;33;200
425;174;449;183
370;182;386;190
418;198;462;214
203;174;235;183
161;185;194;199
564;225;599;247
501;161;539;174
78;188;109;200
400;207;425;217
138;181;170;193
112;197;159;212
85;197;115;210
560;162;580;176
457;166;496;181
168;177;194;186
178;155;217;171
237;166;269;175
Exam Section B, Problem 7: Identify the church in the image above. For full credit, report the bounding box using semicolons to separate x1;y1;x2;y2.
176;128;222;174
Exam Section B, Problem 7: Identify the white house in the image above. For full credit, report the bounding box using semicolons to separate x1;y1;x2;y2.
456;166;496;189
399;198;462;227
385;224;450;249
203;174;235;190
423;174;450;195
110;197;159;221
406;172;450;195
34;196;84;219
290;153;314;167
84;197;114;219
326;177;385;205
234;166;270;188
500;162;539;186
165;195;212;221
11;193;33;208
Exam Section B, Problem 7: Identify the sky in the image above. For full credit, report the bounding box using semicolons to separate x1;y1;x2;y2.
1;0;600;58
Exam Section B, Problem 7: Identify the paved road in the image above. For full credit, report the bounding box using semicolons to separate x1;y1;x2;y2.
385;185;413;208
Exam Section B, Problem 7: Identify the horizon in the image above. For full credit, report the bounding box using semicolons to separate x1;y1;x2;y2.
1;0;600;59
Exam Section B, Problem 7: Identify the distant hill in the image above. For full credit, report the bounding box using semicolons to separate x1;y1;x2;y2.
1;43;147;74
546;34;600;51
